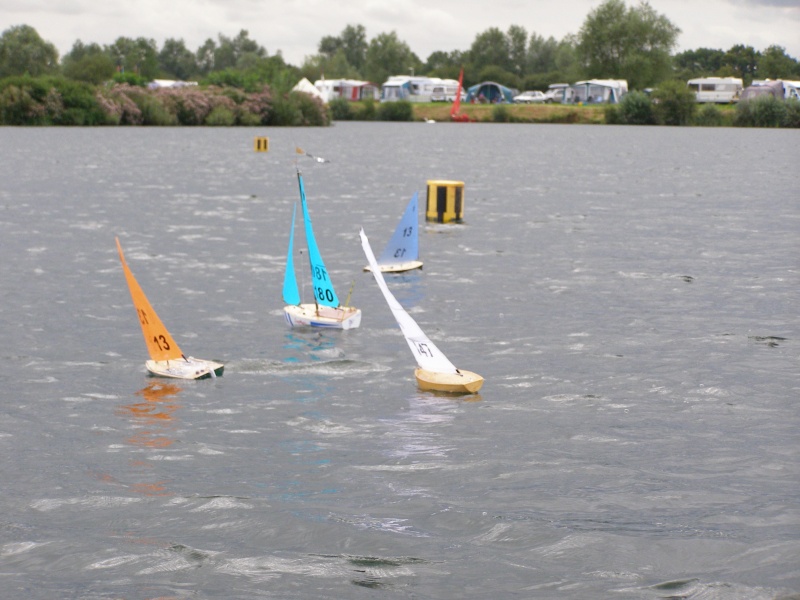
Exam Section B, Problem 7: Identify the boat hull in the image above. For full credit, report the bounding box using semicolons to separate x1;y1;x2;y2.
146;357;224;380
284;303;361;330
363;260;423;273
414;368;484;393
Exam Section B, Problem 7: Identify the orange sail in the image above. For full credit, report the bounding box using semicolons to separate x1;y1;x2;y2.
116;237;185;363
450;67;471;122
450;68;463;118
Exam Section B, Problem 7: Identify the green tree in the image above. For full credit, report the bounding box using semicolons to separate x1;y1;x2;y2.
339;24;368;71
507;25;528;76
302;46;361;81
469;27;512;74
423;50;466;80
757;45;799;79
196;38;216;73
576;0;680;89
328;48;361;78
106;37;159;79
554;35;582;82
723;44;759;84
363;31;420;86
214;30;265;71
477;65;518;90
158;38;198;80
735;95;788;127
527;34;560;74
61;40;116;83
673;47;726;78
651;79;696;125
604;90;655;124
0;25;59;78
318;34;340;59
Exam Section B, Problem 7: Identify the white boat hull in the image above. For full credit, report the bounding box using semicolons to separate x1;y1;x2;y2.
414;368;484;393
363;260;423;273
284;303;361;330
145;357;224;380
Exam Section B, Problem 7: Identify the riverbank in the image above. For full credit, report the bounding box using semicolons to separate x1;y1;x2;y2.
411;102;609;124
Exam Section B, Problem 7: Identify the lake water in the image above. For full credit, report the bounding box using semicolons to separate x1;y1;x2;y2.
0;122;798;599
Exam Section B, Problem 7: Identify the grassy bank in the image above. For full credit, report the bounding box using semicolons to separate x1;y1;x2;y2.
411;102;608;124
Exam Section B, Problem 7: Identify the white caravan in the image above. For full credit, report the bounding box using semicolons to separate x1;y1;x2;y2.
687;77;743;103
381;76;460;102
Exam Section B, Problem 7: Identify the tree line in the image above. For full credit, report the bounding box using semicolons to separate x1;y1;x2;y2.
0;0;798;126
2;1;799;90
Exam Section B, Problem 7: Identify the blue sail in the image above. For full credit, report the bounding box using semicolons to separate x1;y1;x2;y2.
297;171;340;307
282;203;301;306
378;192;419;265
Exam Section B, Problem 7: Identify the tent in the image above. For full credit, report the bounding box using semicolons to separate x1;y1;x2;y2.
465;81;517;104
292;78;324;100
148;79;197;89
741;80;784;101
566;80;628;104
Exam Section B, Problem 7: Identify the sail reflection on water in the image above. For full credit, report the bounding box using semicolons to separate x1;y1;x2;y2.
114;382;183;496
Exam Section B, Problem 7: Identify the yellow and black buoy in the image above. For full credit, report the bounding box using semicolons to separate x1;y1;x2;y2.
426;180;465;223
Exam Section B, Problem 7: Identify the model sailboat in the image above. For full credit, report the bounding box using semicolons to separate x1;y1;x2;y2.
364;192;423;273
360;228;483;393
283;170;361;329
450;67;471;123
116;238;223;380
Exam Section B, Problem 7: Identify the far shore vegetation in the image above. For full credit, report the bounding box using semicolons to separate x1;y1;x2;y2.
1;0;798;128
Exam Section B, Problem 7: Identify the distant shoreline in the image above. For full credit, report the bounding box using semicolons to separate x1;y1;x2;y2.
410;102;607;124
406;101;736;125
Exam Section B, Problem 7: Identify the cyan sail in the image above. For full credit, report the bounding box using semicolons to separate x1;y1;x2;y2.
378;192;419;265
282;203;301;306
297;171;340;308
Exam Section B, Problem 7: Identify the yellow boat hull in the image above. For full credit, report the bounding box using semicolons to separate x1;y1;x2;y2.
414;368;484;394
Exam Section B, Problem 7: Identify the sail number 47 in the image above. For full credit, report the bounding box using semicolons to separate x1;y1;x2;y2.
415;342;433;357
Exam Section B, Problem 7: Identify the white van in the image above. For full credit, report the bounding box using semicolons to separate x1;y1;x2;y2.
430;80;461;102
687;77;743;103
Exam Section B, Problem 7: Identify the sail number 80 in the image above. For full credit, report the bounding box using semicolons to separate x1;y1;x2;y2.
315;286;335;303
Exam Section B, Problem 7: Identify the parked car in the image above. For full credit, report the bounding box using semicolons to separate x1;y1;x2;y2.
513;90;546;104
543;83;569;103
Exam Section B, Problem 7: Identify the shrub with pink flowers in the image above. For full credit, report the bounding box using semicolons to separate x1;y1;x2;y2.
1;76;330;126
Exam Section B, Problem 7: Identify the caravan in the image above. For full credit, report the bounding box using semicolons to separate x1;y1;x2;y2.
381;76;461;102
785;81;800;101
430;79;461;102
380;76;434;102
687;77;743;103
314;79;380;103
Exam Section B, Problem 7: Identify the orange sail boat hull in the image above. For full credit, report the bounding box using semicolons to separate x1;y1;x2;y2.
116;238;223;380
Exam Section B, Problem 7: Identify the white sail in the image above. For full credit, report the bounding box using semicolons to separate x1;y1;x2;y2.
360;228;458;375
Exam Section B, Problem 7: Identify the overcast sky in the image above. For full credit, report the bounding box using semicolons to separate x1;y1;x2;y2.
7;0;800;67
